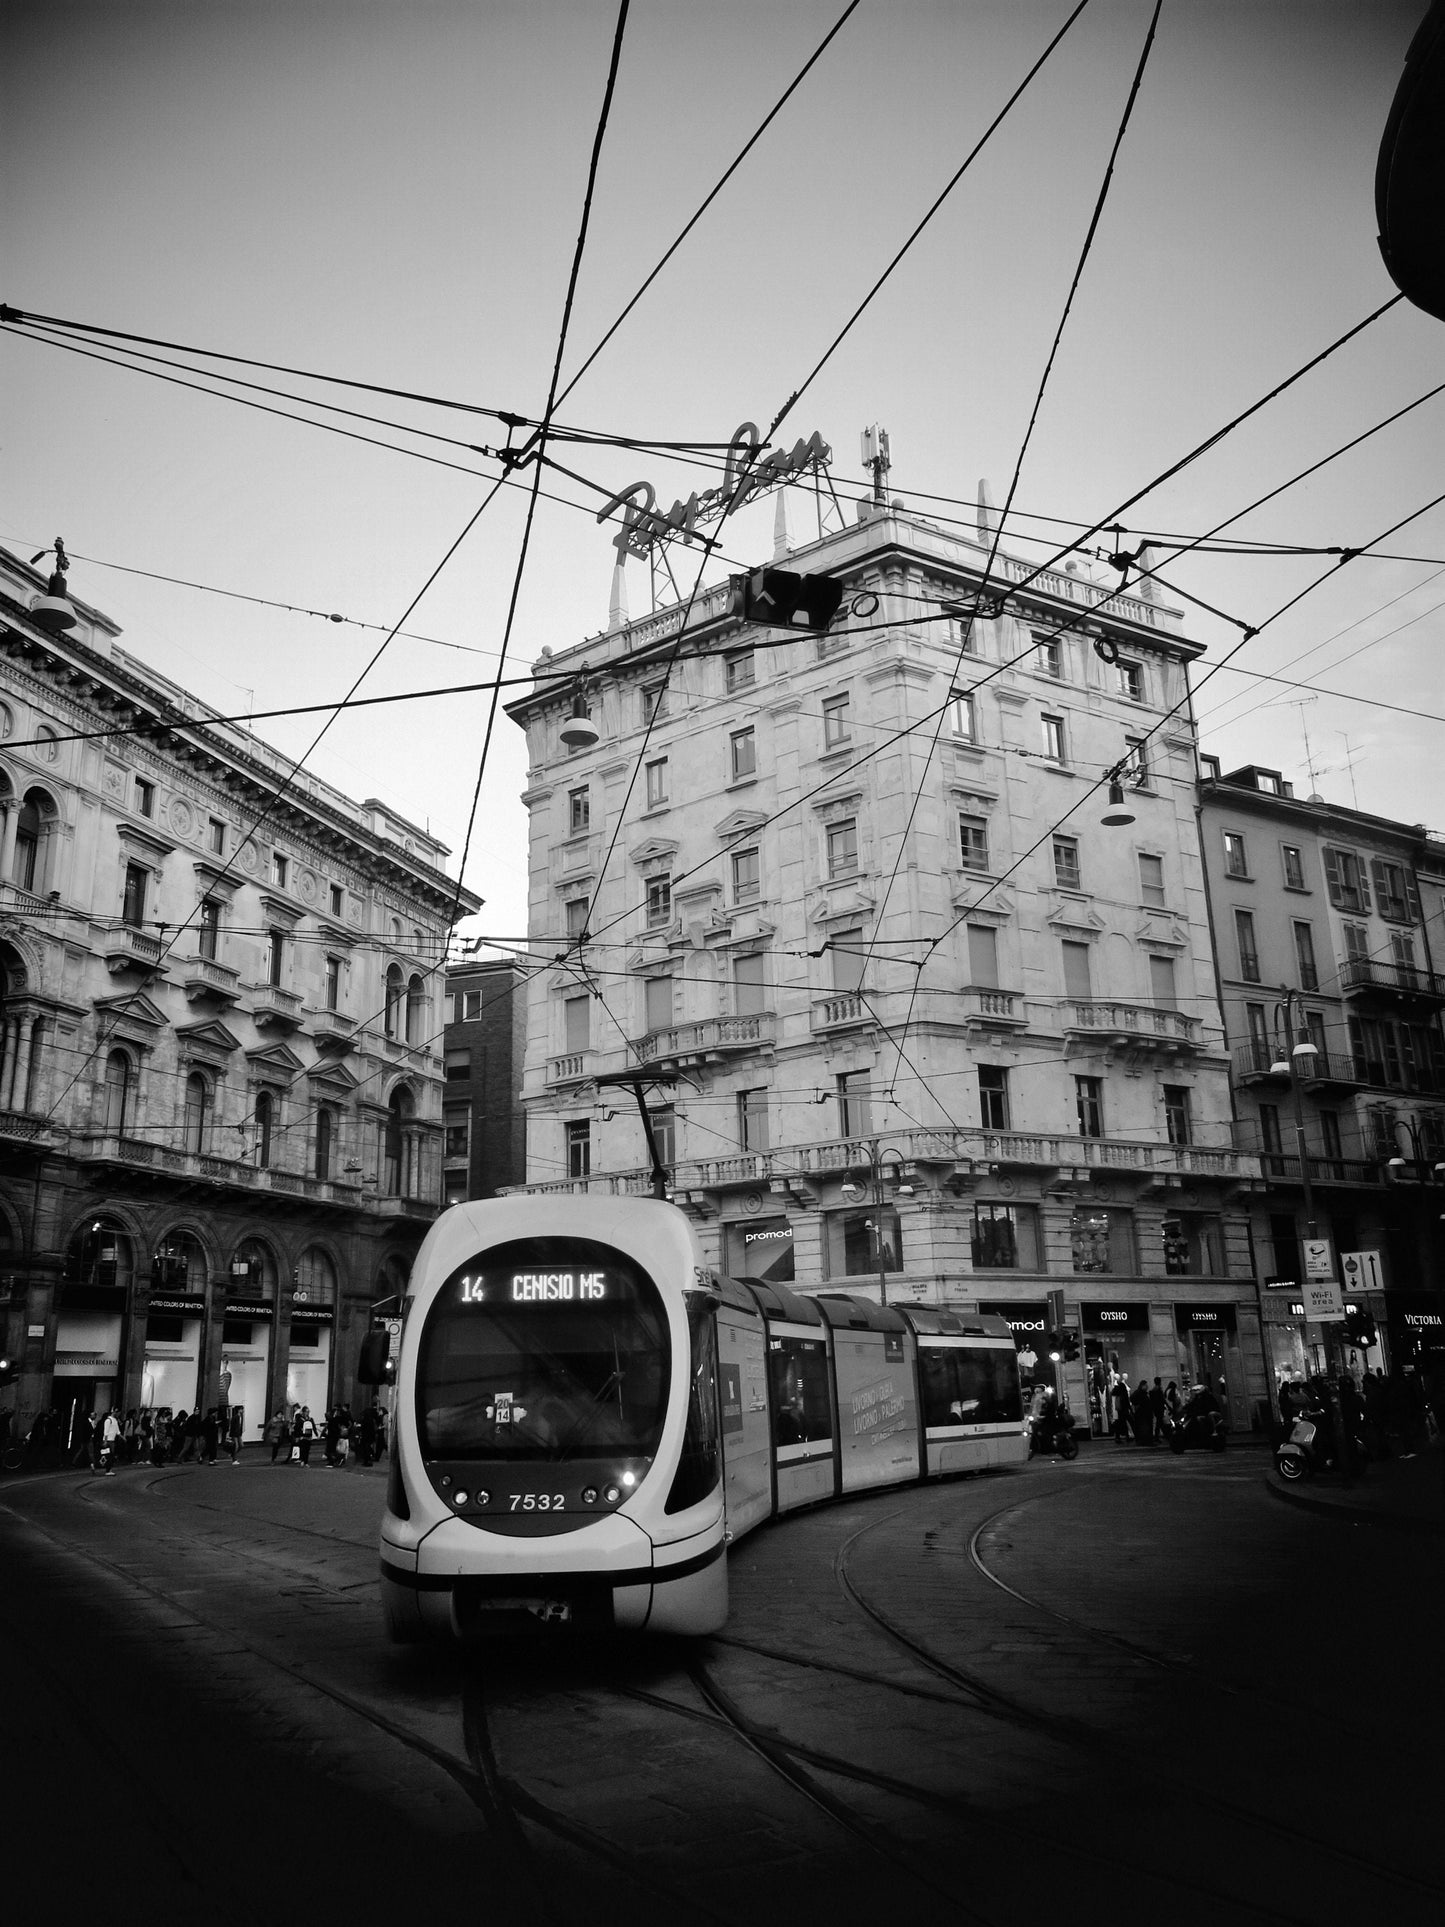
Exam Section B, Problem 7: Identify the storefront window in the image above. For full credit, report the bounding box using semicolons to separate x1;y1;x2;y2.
1082;1302;1154;1438
971;1202;1040;1270
1163;1214;1225;1276
824;1207;902;1279
975;1301;1050;1394
724;1216;795;1284
1070;1208;1136;1274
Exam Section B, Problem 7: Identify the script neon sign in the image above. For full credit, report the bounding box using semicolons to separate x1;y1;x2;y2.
597;421;832;562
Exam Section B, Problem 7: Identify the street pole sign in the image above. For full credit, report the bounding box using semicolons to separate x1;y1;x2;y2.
1300;1276;1345;1321
1341;1249;1383;1292
1303;1239;1335;1280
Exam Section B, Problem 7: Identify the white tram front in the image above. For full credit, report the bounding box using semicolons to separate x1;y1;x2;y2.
364;1195;1027;1643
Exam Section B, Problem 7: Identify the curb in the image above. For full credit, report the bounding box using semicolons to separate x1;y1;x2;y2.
1264;1472;1445;1537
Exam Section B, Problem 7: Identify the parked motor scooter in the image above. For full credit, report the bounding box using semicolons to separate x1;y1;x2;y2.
1274;1401;1368;1482
1029;1405;1079;1460
1164;1401;1227;1454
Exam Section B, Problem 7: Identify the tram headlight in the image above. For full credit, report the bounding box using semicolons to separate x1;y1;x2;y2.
604;1484;621;1504
453;1489;469;1507
621;1470;636;1488
475;1489;490;1506
582;1486;599;1505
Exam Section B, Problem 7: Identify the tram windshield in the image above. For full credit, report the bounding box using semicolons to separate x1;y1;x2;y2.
416;1238;671;1462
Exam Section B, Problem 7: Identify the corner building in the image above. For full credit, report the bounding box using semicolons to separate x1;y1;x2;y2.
0;546;480;1447
506;495;1264;1432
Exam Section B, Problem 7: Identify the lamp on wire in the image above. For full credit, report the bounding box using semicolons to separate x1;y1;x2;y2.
29;538;78;634
1100;763;1136;827
559;673;599;750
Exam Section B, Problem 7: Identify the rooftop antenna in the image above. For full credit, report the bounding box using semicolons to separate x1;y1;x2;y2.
1272;695;1321;793
861;424;890;506
1336;732;1362;812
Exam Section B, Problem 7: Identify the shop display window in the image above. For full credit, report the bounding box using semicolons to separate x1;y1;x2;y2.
1163;1214;1225;1276
825;1207;902;1279
970;1202;1039;1270
1070;1208;1136;1274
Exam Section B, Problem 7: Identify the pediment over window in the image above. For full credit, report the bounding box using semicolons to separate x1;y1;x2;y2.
244;1041;306;1077
949;785;1000;811
1134;914;1188;950
306;1059;361;1095
92;990;168;1032
809;887;877;925
811;790;864;823
1045;901;1106;937
629;838;679;874
949;886;1013;924
173;1017;242;1055
715;808;768;842
193;860;240;903
116;823;176;862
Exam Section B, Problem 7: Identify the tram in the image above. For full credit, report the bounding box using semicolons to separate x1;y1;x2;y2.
360;1194;1026;1641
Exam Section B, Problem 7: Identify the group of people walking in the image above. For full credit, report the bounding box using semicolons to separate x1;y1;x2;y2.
1103;1371;1209;1445
62;1403;248;1470
264;1402;387;1468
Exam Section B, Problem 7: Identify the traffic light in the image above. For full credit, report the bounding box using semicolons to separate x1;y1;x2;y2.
1046;1329;1081;1363
0;1355;18;1386
357;1330;396;1385
728;568;845;633
1343;1309;1378;1348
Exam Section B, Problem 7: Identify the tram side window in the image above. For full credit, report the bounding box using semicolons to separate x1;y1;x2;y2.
921;1346;1022;1427
767;1336;832;1447
665;1308;721;1513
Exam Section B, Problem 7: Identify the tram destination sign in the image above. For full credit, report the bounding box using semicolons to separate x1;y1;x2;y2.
459;1269;616;1306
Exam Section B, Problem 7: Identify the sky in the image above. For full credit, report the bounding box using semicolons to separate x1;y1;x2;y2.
4;0;1441;950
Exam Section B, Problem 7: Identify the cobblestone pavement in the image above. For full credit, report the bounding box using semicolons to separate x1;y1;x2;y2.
2;1445;1441;1925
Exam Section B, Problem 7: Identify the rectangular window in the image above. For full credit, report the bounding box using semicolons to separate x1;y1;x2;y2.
1163;1213;1223;1276
444;1116;469;1160
1164;1085;1192;1146
1246;1003;1269;1066
978;1064;1010;1130
272;852;289;888
836;1071;872;1140
1320;1110;1343;1162
1034;636;1062;678
1070;1207;1135;1275
1392;932;1420;989
827;819;858;878
645;758;668;808
1053;836;1081;890
444;1049;470;1083
1062;939;1092;1001
644;976;673;1033
732;847;761;903
725;648;755;692
1293;921;1319;992
641;681;668;726
569;786;590;834
1118;661;1144;702
326;955;341;1012
825;1207;902;1281
730;727;757;780
966;924;999;989
823;693;851;748
1075;1075;1103;1138
970;1202;1041;1270
1235;908;1260;982
134;777;155;818
1282;845;1305;891
1223;831;1248;878
950;690;977;741
1149;953;1177;1008
1371;858;1415;924
958;814;989;872
208;818;225;855
464;989;481;1020
738;1088;769;1153
1041;714;1066;763
1139;852;1166;908
648;1105;676;1170
1259;1104;1282;1155
563;995;590;1053
733;953;766;1017
1125;736;1150;788
330;883;344;917
267;928;284;987
1323;846;1370;913
566;1119;591;1179
566;897;588;939
197;898;221;961
1343;922;1370;963
831;930;865;994
646;874;671;927
122;863;148;928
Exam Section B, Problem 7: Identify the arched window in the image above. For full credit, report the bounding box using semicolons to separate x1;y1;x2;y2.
384;963;404;1039
66;1216;134;1291
405;973;425;1045
314;1105;333;1181
384;1084;415;1196
11;788;57;895
230;1236;277;1301
184;1071;209;1154
103;1050;131;1136
295;1245;337;1304
255;1090;274;1169
152;1228;209;1293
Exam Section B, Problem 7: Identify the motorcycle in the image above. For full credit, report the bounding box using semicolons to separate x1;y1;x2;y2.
1274;1404;1368;1483
1164;1405;1227;1454
1029;1407;1079;1460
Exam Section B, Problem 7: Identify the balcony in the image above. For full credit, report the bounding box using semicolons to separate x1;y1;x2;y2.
103;926;167;977
0;1107;61;1148
548;1050;595;1086
632;1013;775;1067
959;987;1027;1028
1254;1152;1384;1188
1062;1002;1201;1053
811;993;871;1034
249;985;305;1032
310;1008;357;1052
1339;958;1445;1006
1232;1042;1365;1087
180;955;242;1008
67;1132;369;1208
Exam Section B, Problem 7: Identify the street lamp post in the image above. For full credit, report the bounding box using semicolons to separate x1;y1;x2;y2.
841;1140;913;1307
1268;988;1331;1380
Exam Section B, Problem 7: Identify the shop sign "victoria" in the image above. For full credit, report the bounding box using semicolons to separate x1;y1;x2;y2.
598;422;832;562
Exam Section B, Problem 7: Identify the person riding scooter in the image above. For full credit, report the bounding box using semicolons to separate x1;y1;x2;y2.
1028;1385;1078;1460
1164;1380;1227;1454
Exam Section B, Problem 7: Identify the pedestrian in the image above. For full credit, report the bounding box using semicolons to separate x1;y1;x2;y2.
1110;1372;1132;1443
201;1407;220;1465
227;1403;244;1465
374;1404;388;1460
174;1409;202;1463
335;1405;352;1467
1165;1380;1182;1425
1149;1376;1166;1438
295;1405;317;1466
1131;1380;1155;1447
100;1407;122;1473
71;1410;96;1468
324;1406;342;1467
358;1405;377;1467
265;1407;290;1463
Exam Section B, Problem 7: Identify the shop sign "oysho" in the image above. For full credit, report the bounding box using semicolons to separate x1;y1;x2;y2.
598;423;832;562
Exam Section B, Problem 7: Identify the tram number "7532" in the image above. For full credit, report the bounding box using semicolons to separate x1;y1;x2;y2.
509;1493;565;1511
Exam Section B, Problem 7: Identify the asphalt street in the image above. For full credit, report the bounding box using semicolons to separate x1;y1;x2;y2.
2;1443;1441;1926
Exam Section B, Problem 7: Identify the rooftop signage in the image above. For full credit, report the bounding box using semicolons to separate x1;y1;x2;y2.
597;422;832;564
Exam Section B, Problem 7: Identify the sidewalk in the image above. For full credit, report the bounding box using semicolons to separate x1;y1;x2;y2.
1267;1437;1445;1535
